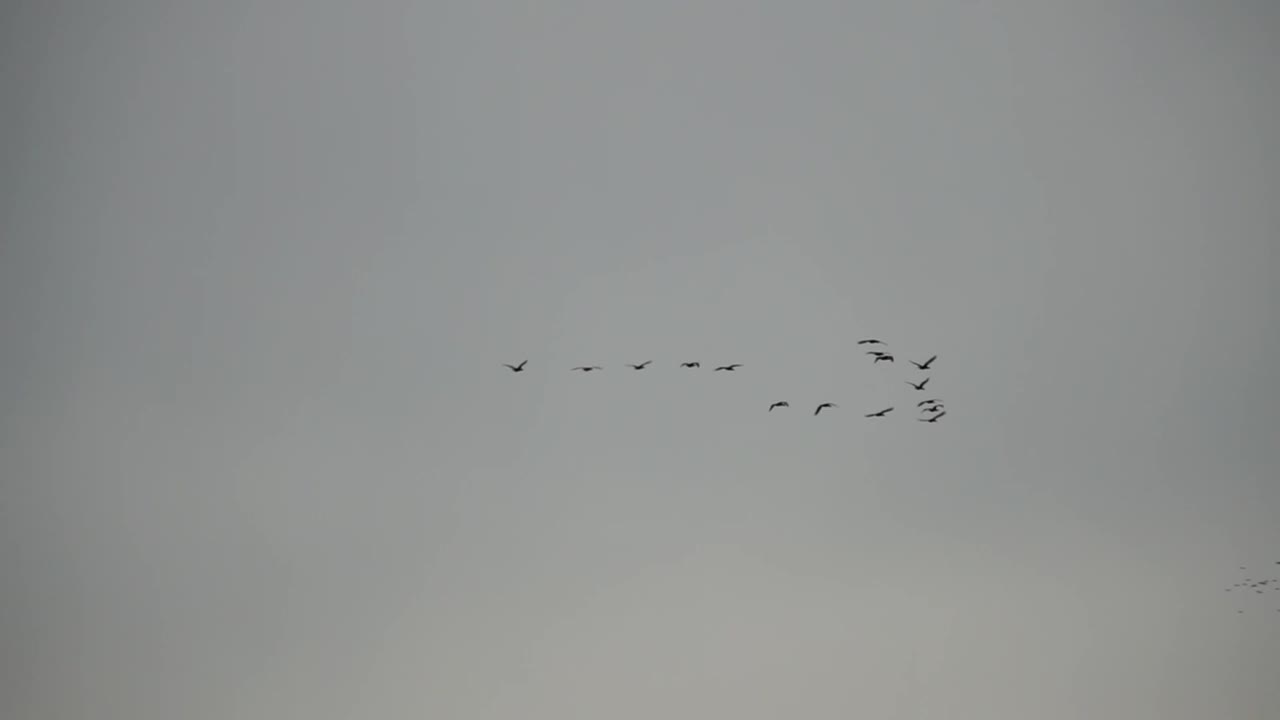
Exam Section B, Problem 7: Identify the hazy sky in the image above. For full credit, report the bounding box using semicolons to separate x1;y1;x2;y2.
2;1;1278;719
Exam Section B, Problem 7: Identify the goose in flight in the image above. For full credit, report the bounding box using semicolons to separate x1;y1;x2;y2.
679;361;701;368
918;411;947;423
714;364;742;371
910;355;938;370
571;366;602;372
906;378;931;391
626;361;652;370
917;398;943;407
866;350;886;356
865;407;893;418
502;360;528;372
814;402;838;416
857;339;884;345
921;405;944;414
768;401;790;412
873;354;895;363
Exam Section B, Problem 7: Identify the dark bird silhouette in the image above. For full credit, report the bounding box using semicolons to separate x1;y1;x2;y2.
917;399;943;407
679;361;701;368
910;355;938;370
919;411;947;423
873;354;895;363
502;360;528;372
814;402;838;416
626;361;652;370
857;339;884;345
714;364;742;371
571;366;602;372
768;401;790;412
866;350;886;356
921;405;944;414
865;407;893;418
906;378;931;391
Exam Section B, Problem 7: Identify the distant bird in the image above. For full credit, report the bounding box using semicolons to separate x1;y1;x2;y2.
714;364;742;371
866;350;886;356
502;360;528;372
873;354;895;363
918;411;947;423
922;405;944;414
679;361;701;368
768;401;790;412
910;355;938;370
857;339;884;345
917;399;943;407
626;361;652;370
906;378;931;391
571;366;602;372
865;407;893;418
814;402;838;416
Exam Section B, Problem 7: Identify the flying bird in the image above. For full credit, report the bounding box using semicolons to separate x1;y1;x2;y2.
626;361;652;370
918;411;947;423
873;354;895;363
571;366;602;372
814;402;838;416
910;355;938;370
679;361;701;368
917;399;943;407
768;401;790;412
714;364;742;371
502;360;528;372
865;407;893;418
921;405;944;414
866;351;886;356
857;339;884;345
906;378;931;391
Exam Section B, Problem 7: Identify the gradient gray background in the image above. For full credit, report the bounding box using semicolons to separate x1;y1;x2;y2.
2;1;1278;718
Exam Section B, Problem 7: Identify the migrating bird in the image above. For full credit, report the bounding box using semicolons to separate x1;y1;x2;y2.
502;360;528;373
571;366;602;372
873;354;895;363
714;364;742;371
858;339;884;345
917;398;943;407
906;378;931;391
918;411;947;423
921;405;944;414
910;355;938;370
814;402;838;416
768;401;790;412
679;361;701;368
865;407;893;418
626;361;652;370
866;350;886;356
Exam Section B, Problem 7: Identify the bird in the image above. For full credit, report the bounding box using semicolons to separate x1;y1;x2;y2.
714;364;742;371
873;354;895;363
919;411;947;423
906;378;931;391
571;366;602;372
502;360;528;372
768;401;790;412
857;339;884;345
917;399;943;407
910;355;938;370
865;407;893;418
866;350;886;356
626;361;652;370
679;361;701;368
921;405;944;414
814;402;838;415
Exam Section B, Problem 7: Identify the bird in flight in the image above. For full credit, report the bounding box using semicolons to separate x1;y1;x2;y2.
814;402;838;416
857;339;884;345
571;366;602;372
906;378;931;391
918;411;947;423
679;361;701;368
865;407;893;418
626;361;652;370
502;360;528;372
873;354;895;363
714;364;742;371
917;398;943;407
866;350;886;356
910;355;938;370
768;401;790;412
921;405;944;414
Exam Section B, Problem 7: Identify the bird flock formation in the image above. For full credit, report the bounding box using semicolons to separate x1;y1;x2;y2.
1224;563;1280;614
503;338;947;422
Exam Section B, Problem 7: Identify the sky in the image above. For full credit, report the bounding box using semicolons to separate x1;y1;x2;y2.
1;1;1278;718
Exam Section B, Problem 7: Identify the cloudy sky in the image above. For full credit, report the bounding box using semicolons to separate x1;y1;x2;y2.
2;1;1277;719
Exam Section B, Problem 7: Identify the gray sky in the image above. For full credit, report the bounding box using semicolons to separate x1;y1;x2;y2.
2;1;1278;718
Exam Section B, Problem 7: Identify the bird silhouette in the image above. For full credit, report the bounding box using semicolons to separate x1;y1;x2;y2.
865;407;893;418
626;361;652;370
679;361;701;368
768;401;790;411
857;339;884;345
714;364;742;371
917;398;943;407
921;405;944;414
866;350;886;356
906;378;931;391
814;402;837;416
502;360;528;372
919;411;947;423
873;354;895;363
910;355;938;370
571;366;602;372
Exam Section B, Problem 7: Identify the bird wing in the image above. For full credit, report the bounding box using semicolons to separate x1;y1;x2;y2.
933;411;946;420
920;377;930;388
924;355;937;366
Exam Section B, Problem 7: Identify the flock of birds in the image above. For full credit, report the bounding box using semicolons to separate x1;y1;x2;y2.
1224;563;1280;614
503;338;947;422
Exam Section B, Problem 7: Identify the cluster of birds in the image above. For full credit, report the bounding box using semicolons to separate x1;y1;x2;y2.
1224;563;1280;614
502;338;947;422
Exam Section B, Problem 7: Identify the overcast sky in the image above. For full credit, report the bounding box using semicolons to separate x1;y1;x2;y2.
2;1;1278;719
